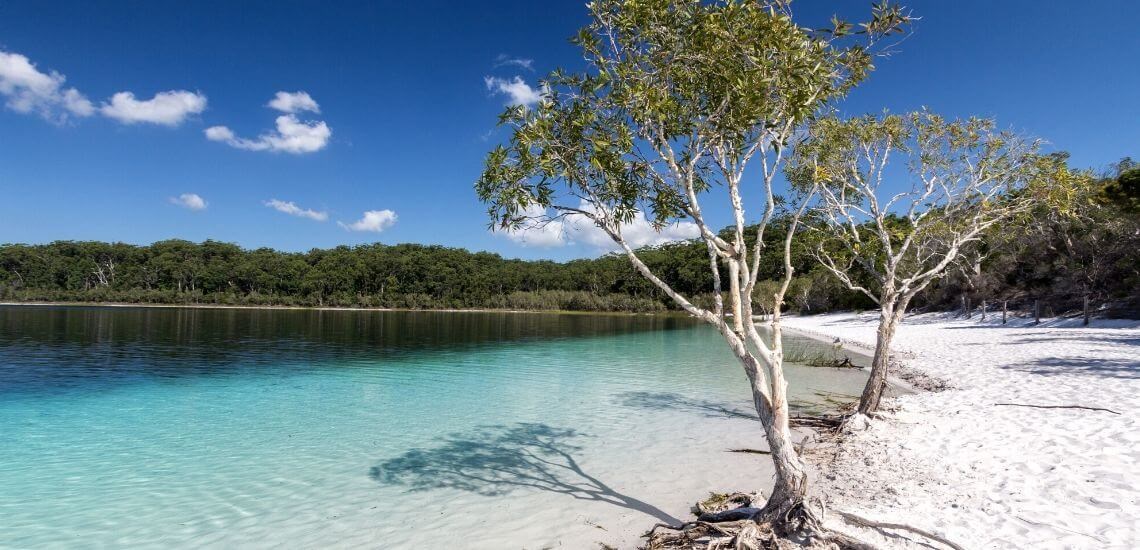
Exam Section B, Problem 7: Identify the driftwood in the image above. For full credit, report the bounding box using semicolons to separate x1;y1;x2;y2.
728;448;771;455
994;402;1121;415
790;415;846;430
829;357;858;369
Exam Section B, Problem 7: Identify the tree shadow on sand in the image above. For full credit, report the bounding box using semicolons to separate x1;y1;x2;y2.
370;422;681;524
1001;356;1139;380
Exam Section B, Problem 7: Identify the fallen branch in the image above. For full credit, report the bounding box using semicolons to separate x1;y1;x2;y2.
728;448;771;455
994;403;1120;415
830;356;859;369
790;415;845;430
836;510;964;550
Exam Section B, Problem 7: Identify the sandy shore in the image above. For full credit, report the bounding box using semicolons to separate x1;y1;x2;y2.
784;312;1139;549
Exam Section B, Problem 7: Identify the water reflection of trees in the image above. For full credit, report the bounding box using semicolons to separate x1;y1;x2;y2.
0;307;696;390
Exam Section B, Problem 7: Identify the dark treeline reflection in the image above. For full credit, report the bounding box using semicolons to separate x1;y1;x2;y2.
0;306;696;394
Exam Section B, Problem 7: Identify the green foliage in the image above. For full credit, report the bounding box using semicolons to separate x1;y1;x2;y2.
921;157;1140;317
478;0;909;238
1102;158;1140;213
789;110;1086;307
0;230;869;314
0;240;717;312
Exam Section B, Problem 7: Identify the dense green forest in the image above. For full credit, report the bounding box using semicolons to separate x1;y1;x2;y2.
0;217;872;312
2;160;1136;316
922;158;1139;317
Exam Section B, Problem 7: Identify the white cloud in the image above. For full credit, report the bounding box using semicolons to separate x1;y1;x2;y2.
100;90;207;126
204;125;235;142
267;91;320;114
575;211;701;250
62;89;95;117
264;198;327;221
207;91;331;154
498;202;700;251
484;76;544;107
338;210;397;233
0;50;93;121
170;193;207;211
493;54;534;71
0;49;210;127
206;115;330;154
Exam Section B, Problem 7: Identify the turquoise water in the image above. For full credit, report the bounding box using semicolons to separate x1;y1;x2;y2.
0;306;866;549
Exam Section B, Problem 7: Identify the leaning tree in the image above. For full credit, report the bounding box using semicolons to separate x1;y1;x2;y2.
789;111;1082;414
477;0;908;542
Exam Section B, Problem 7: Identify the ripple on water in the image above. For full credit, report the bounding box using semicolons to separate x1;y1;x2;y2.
0;306;868;548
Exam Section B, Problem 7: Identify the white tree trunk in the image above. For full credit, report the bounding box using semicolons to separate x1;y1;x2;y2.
721;323;807;516
729;260;745;335
858;302;903;415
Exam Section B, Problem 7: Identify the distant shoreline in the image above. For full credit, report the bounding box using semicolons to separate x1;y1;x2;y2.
0;300;677;316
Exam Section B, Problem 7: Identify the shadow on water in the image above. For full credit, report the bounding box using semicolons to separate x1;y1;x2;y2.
615;390;860;418
615;391;756;420
369;422;681;524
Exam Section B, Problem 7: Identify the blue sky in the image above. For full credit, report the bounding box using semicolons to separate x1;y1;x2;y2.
1;0;1137;260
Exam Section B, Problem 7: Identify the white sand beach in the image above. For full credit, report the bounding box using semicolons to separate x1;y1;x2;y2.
783;312;1140;549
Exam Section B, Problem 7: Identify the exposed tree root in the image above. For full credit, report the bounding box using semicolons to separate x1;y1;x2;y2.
834;510;964;550
643;494;874;550
644;493;965;550
994;402;1120;415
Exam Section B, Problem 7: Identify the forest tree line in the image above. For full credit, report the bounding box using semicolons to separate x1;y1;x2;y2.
1;158;1136;316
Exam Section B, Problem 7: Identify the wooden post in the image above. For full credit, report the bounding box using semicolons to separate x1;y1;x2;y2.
966;297;972;318
1034;300;1040;325
981;299;986;321
1083;295;1090;326
1002;300;1008;325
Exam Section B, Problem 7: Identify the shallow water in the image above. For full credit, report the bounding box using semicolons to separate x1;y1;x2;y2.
0;306;867;549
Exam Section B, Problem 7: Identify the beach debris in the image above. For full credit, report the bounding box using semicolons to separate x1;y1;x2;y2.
586;519;609;531
838;414;872;433
893;362;952;392
693;492;757;517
